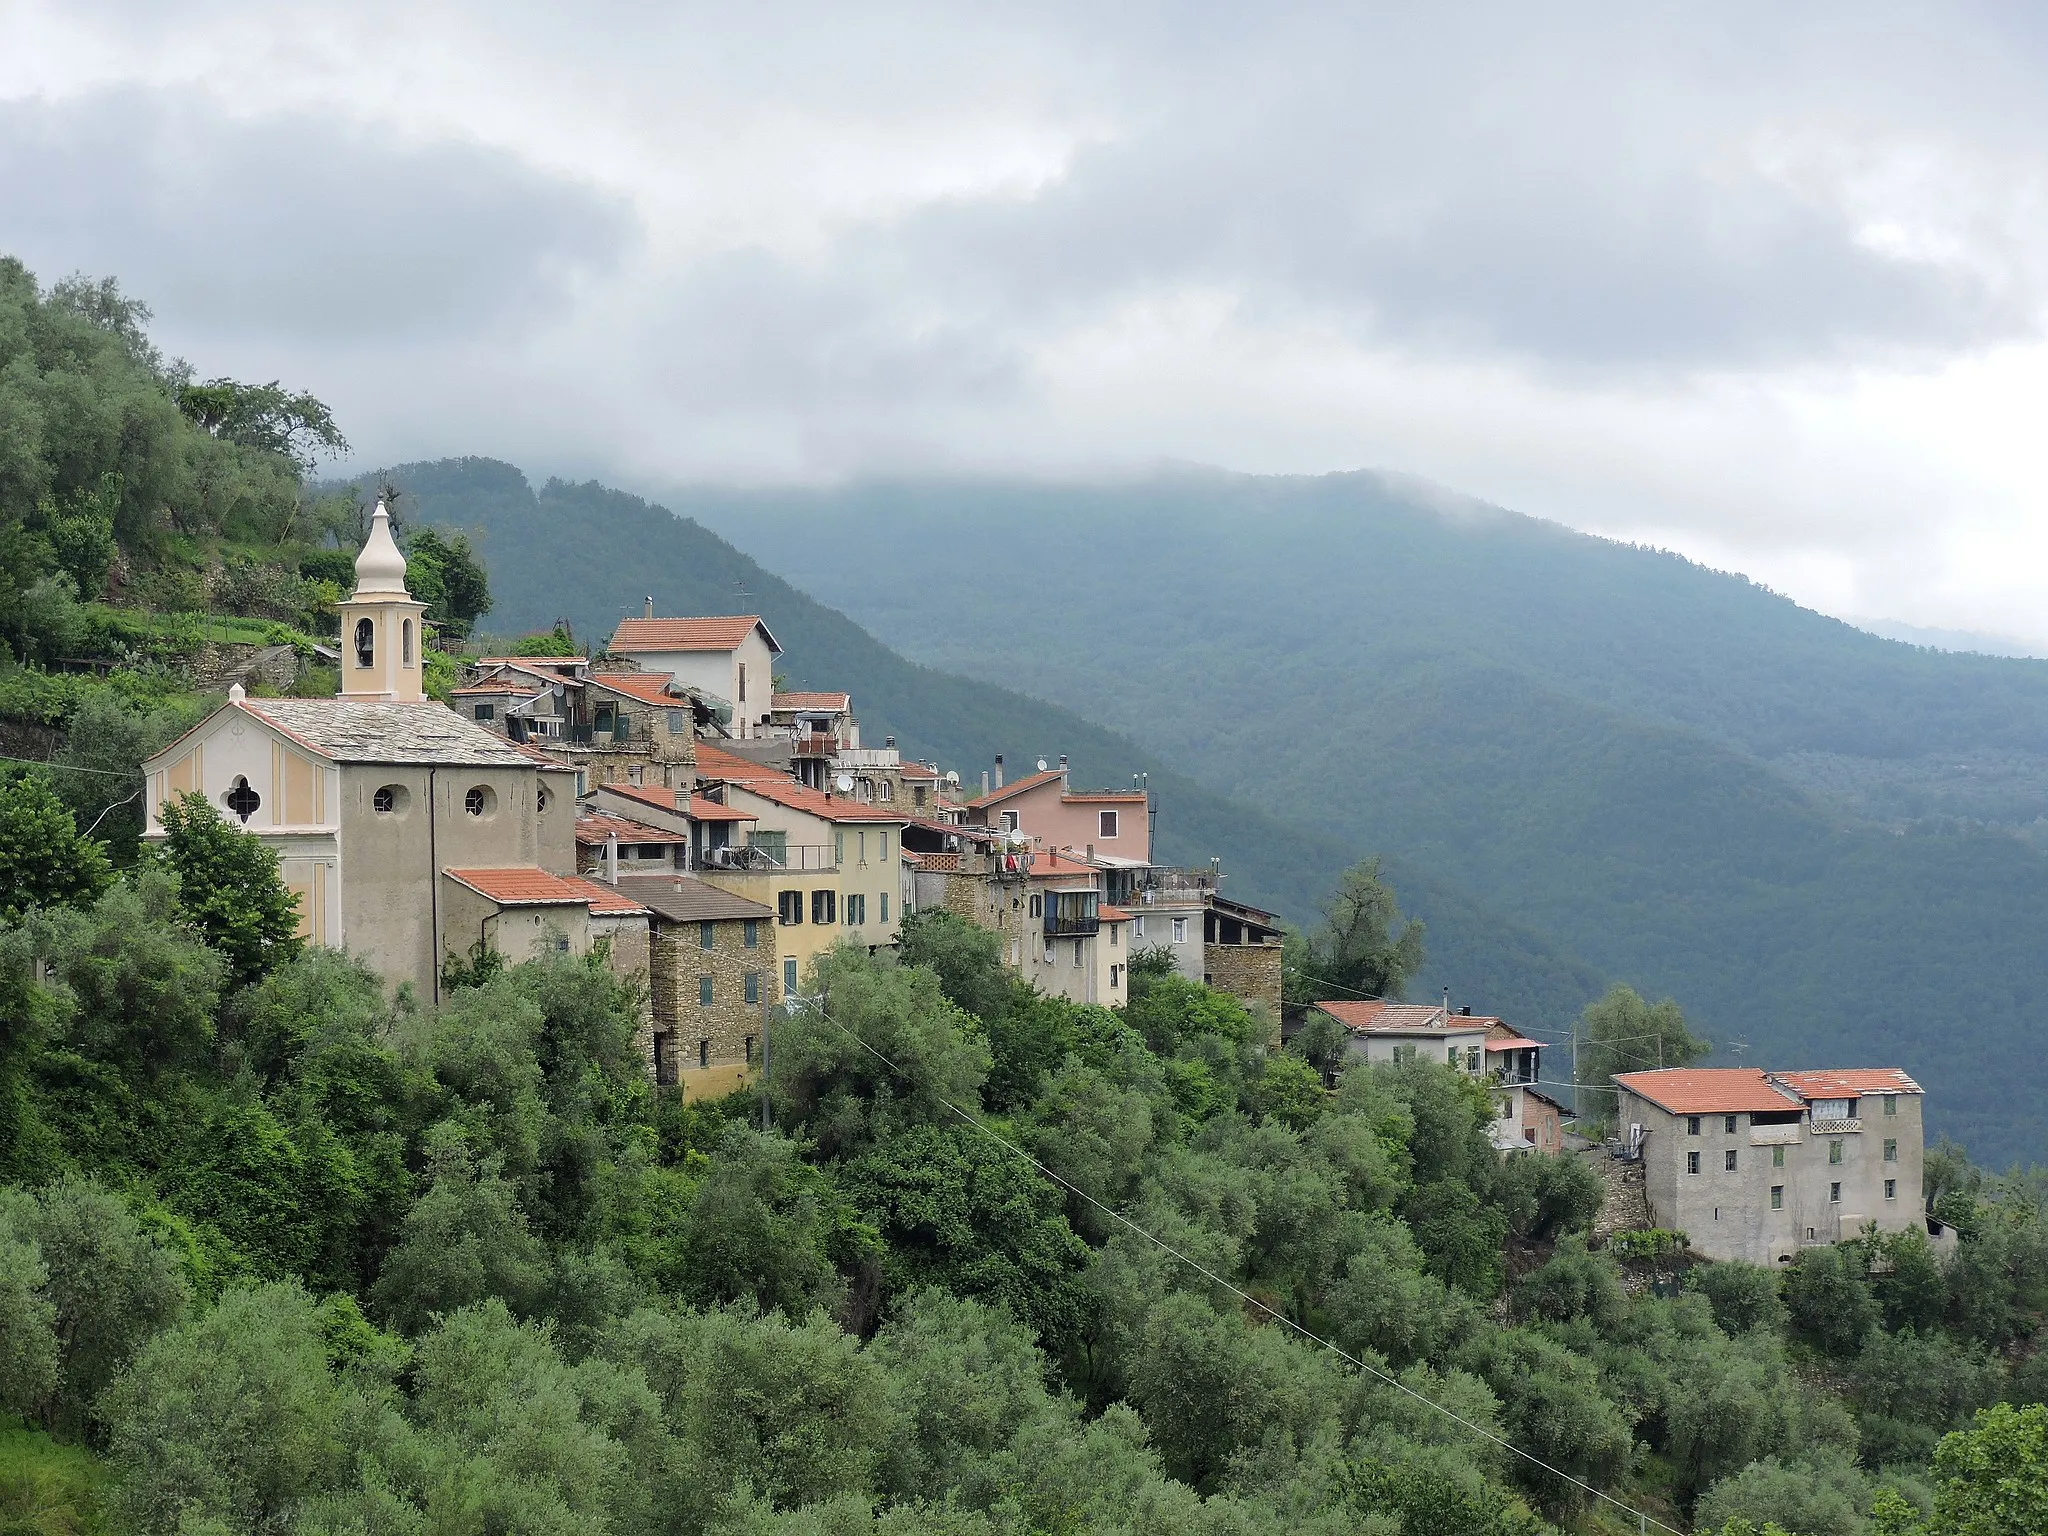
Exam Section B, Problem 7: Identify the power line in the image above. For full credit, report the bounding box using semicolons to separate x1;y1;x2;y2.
788;995;1686;1536
0;753;133;778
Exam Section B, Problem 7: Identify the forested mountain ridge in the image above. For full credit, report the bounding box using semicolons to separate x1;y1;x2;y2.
386;456;1612;1032
662;472;2048;1165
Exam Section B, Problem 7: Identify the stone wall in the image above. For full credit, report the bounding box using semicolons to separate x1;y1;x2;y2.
1203;942;1282;1043
649;914;775;1097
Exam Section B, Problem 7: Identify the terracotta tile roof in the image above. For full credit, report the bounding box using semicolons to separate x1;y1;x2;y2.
566;876;650;916
602;782;758;822
1484;1035;1543;1052
1098;904;1132;922
451;682;530;696
692;743;785;782
609;616;780;655
727;776;910;824
969;768;1065;806
443;867;595;906
475;656;588;667
1614;1068;1805;1116
1772;1069;1923;1099
617;874;777;924
1312;1001;1481;1034
1026;851;1103;882
898;762;939;781
587;672;686;705
771;691;851;711
575;811;689;846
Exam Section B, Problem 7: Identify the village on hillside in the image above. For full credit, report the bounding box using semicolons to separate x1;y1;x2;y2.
131;504;1948;1270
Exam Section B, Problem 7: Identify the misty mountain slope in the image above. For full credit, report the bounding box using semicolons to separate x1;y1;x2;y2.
381;456;1609;1031
675;471;2048;1162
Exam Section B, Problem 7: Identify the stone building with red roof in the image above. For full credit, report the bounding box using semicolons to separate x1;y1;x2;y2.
1614;1065;1933;1265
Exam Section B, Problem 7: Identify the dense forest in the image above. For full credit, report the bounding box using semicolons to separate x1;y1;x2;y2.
648;475;2048;1165
10;256;2048;1533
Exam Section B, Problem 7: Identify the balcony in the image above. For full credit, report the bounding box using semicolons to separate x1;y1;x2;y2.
1810;1118;1863;1135
1044;890;1101;939
1750;1125;1804;1146
704;842;837;872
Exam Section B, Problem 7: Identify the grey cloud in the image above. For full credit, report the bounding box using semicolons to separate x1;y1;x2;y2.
0;87;633;341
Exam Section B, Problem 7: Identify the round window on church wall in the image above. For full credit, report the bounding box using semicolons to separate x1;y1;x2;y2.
224;776;261;823
536;786;550;813
465;785;496;817
373;784;409;815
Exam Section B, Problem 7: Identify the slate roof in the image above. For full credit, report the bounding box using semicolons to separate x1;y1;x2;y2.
616;875;778;924
609;616;781;655
1613;1068;1805;1116
234;699;542;767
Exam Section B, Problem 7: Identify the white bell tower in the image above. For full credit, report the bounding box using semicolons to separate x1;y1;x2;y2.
337;502;429;703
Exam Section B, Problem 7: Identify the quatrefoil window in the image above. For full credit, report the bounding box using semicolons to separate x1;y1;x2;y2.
224;776;261;823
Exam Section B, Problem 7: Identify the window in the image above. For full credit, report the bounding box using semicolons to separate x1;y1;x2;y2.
1770;1185;1784;1209
668;709;687;733
914;786;926;808
1725;1149;1738;1172
653;1031;676;1086
699;976;714;1007
1883;1138;1898;1162
700;920;716;950
1172;916;1187;944
698;1039;709;1069
224;776;261;823
745;972;760;1005
783;957;797;999
846;894;866;925
880;893;889;922
1466;1046;1481;1072
628;764;643;787
1110;963;1120;987
878;831;889;860
536;787;549;813
1029;894;1043;917
465;786;490;816
1134;915;1145;938
1687;1116;1702;1136
745;1035;756;1064
878;780;892;802
778;890;803;925
1724;1115;1738;1133
354;617;374;667
857;830;866;863
1109;922;1117;946
811;889;836;924
834;831;845;865
743;919;759;948
374;785;398;814
1448;1045;1462;1066
1687;1151;1701;1175
1043;946;1056;966
1773;1145;1785;1168
1001;810;1020;833
1830;1181;1842;1204
401;619;413;667
1829;1140;1843;1165
1883;1093;1897;1116
1885;1179;1897;1200
738;663;747;702
475;703;495;722
1072;939;1084;967
1099;810;1118;838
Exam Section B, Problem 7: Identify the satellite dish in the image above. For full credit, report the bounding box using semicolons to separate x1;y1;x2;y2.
944;770;960;785
834;773;855;792
1036;758;1048;771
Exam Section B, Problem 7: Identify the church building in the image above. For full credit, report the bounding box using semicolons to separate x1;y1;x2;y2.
140;504;619;1003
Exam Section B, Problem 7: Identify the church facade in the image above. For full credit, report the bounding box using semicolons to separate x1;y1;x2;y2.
142;504;591;1003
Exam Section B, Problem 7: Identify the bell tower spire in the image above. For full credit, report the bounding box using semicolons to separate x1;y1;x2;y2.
337;502;429;702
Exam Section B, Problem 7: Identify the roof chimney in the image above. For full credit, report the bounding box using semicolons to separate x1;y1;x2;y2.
994;754;1004;789
644;596;654;619
981;770;990;797
1460;1005;1471;1016
884;735;894;748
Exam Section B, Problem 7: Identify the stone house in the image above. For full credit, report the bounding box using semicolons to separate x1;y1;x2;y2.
618;875;778;1099
1614;1067;1931;1265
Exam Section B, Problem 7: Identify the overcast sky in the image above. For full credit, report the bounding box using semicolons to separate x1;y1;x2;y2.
7;2;2048;641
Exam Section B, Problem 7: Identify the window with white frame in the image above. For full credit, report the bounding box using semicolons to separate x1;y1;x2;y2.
1171;916;1187;944
1099;810;1118;838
